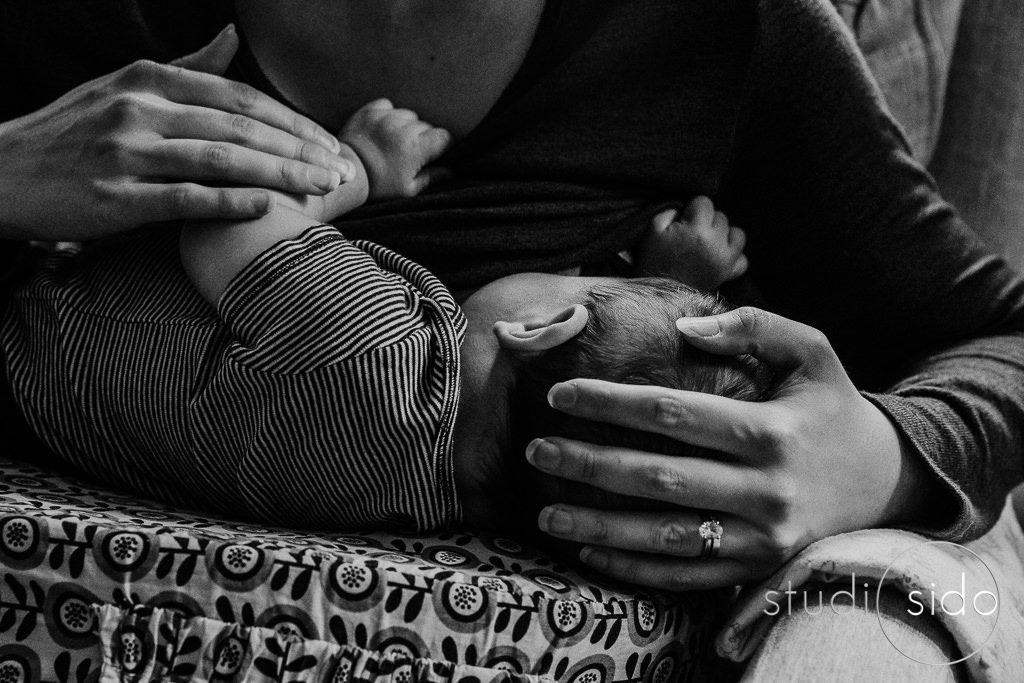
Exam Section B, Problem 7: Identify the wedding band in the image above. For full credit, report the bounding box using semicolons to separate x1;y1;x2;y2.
698;514;723;560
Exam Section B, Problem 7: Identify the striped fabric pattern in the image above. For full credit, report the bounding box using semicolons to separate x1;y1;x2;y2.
2;224;465;532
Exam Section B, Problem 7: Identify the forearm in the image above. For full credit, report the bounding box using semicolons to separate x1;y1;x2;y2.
866;334;1024;539
180;143;369;307
728;0;1024;536
180;204;324;307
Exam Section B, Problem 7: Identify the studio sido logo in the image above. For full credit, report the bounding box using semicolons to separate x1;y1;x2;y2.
877;541;1000;666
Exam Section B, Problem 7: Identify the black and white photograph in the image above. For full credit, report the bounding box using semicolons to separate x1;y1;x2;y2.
0;1;1022;681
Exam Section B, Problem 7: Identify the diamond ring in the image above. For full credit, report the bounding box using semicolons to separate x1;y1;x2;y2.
698;515;723;560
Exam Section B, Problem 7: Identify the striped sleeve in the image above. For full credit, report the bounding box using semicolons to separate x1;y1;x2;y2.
193;225;466;531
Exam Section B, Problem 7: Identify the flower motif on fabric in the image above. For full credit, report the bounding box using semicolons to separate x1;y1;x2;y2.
226;547;253;571
0;647;41;683
433;582;489;634
112;535;139;561
96;530;156;581
61;600;92;633
421;545;479;568
540;599;590;646
118;629;144;672
323;559;384;611
207;544;271;592
0;517;45;568
647;654;676;683
213;635;246;676
3;521;28;548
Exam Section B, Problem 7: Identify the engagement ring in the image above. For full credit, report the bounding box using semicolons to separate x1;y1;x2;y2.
698;514;723;559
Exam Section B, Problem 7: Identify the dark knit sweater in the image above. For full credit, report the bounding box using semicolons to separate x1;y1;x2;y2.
2;0;1022;539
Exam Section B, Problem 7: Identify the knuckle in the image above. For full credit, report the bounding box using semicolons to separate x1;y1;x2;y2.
733;306;765;337
204;144;233;171
761;474;799;521
91;133;128;163
651;395;684;427
643;466;685;498
121;59;161;86
755;418;796;456
227;114;257;142
654;518;693;554
575;447;599;483
296;141;317;163
588;516;610;544
231;81;259;110
106;93;148;126
215;190;237;216
279;159;305;186
805;328;833;355
763;525;803;563
289;113;311;138
171;185;197;215
90;179;121;207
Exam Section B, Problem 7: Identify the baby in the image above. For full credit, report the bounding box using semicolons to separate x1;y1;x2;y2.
2;99;768;532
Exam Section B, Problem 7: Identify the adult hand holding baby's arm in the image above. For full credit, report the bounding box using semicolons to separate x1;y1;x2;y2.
525;307;944;588
0;25;351;241
246;98;453;222
181;99;451;307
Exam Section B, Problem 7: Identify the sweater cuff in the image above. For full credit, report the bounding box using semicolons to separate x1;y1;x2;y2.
861;391;980;541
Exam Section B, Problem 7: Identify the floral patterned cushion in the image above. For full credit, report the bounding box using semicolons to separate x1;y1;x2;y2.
0;459;723;682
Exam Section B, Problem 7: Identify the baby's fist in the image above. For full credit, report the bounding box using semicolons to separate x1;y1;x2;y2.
636;196;748;290
341;98;451;201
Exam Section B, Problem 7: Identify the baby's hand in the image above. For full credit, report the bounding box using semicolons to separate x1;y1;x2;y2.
635;196;748;290
340;98;452;201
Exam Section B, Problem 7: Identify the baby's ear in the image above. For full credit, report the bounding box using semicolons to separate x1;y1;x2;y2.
494;304;588;353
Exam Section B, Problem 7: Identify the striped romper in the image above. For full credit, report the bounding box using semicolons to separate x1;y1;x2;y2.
1;225;465;531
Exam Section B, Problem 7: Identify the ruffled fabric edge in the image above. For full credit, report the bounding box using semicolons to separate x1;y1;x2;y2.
95;603;549;683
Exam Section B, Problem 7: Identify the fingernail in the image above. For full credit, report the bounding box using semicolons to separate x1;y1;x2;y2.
251;191;271;214
321;133;342;154
526;439;560;470
720;624;746;654
580;547;608;570
312;169;341;192
547;383;578;410
539;507;574;535
676;317;720;337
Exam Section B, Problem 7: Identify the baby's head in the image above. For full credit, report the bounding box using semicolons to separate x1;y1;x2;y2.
503;278;773;517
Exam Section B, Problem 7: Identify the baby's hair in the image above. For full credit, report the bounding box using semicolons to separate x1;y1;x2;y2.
506;278;774;521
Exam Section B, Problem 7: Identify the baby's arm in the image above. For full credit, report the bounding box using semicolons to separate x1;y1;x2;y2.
634;196;748;290
181;99;450;306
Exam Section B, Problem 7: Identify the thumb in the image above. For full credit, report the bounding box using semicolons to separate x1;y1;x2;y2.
676;306;841;377
171;24;239;75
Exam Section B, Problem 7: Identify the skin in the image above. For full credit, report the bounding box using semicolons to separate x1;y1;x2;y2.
0;27;352;240
11;0;944;591
234;0;546;137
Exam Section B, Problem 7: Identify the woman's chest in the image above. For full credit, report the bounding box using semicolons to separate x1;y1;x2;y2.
235;0;546;137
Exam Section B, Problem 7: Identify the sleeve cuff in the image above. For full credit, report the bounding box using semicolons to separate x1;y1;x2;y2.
862;391;982;541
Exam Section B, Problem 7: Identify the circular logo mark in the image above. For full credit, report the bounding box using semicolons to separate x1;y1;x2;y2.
876;541;999;666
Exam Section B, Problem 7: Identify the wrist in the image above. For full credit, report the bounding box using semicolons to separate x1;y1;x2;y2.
338;132;384;202
862;394;948;529
315;142;370;220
